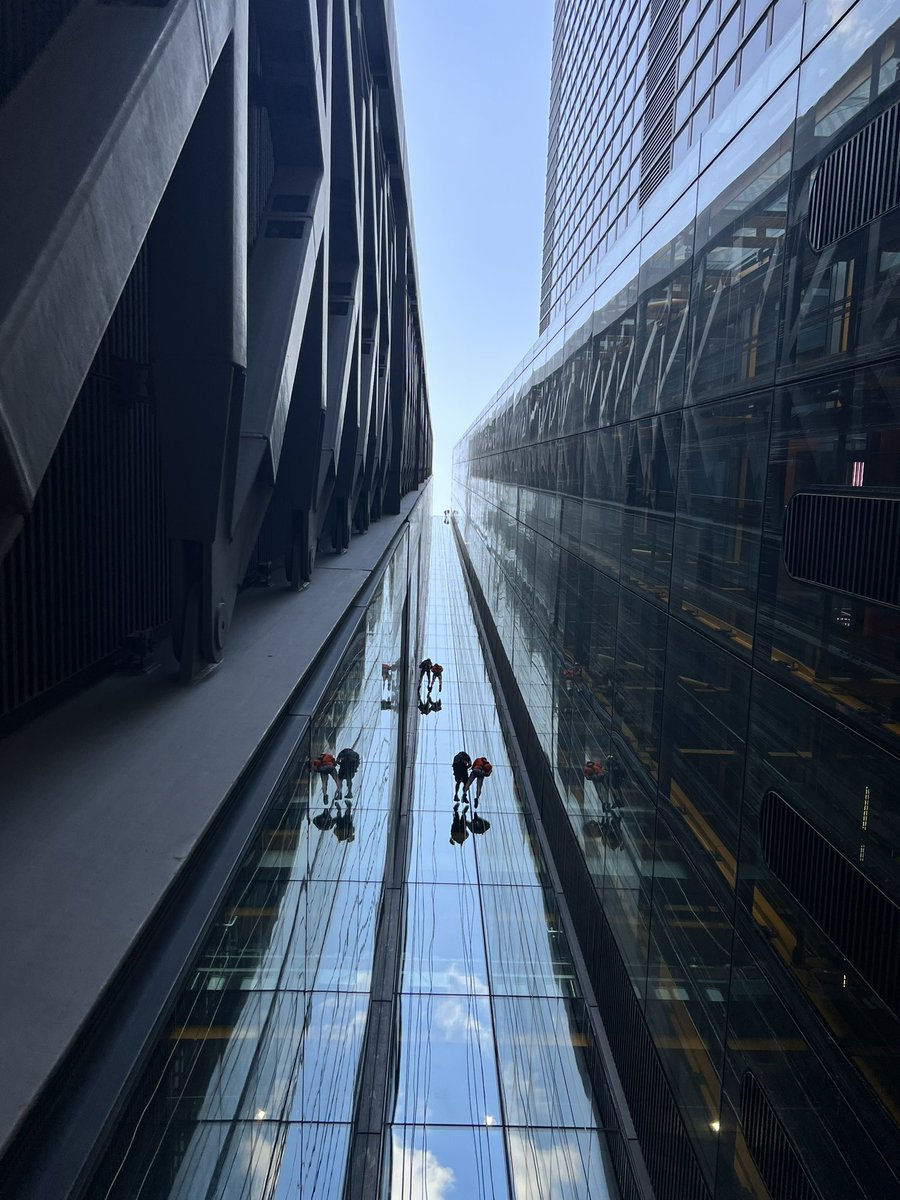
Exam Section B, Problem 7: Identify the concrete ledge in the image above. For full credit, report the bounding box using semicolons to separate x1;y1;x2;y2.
0;484;426;1155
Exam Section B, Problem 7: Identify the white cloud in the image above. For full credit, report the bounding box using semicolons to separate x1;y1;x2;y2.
390;1141;456;1200
433;996;492;1044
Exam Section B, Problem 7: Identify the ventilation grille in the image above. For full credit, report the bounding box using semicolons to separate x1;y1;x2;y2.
649;0;680;61
643;107;675;169
641;7;678;211
0;244;170;730
646;62;677;131
783;491;900;608
760;791;899;1016
0;0;81;104
808;100;900;251
647;22;679;94
739;1073;823;1200
643;135;676;207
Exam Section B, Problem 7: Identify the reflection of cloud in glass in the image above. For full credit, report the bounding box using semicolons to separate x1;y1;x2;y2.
442;963;489;994
434;997;491;1044
507;1130;579;1198
506;1129;614;1200
829;0;891;59
390;1140;456;1200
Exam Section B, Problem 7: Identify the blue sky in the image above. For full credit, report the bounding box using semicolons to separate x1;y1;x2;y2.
393;0;553;509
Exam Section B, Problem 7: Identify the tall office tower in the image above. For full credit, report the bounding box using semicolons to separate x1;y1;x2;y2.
456;2;900;1199
0;1;431;1195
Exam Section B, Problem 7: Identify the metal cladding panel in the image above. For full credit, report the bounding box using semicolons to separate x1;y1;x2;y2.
0;0;430;720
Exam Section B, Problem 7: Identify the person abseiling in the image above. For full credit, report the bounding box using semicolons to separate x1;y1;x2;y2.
583;759;605;783
418;657;433;690
429;662;444;693
311;752;341;801
452;750;472;799
336;747;360;797
463;755;492;805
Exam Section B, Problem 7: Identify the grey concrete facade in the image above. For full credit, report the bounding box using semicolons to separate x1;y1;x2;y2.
0;0;430;705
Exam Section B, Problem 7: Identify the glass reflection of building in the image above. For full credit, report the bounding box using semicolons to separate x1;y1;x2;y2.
455;4;900;1200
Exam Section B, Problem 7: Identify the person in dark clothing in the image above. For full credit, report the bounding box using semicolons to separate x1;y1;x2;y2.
467;813;491;836
452;751;472;800
429;662;444;693
418;658;433;691
583;759;605;784
336;747;360;797
450;803;469;845
312;805;335;832
333;800;355;843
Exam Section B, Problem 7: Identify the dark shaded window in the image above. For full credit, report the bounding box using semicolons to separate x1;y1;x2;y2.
633;197;694;419
659;620;751;902
760;790;899;1015
740;1073;823;1200
671;393;771;657
581;427;626;580
688;84;793;402
620;413;681;606
613;590;668;788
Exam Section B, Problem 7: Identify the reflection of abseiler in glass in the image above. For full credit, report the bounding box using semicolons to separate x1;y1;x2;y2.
332;800;355;843
449;802;469;846
449;798;491;846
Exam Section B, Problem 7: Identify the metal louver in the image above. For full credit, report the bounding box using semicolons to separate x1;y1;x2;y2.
740;1072;824;1200
760;790;899;1016
782;490;900;608
808;100;900;251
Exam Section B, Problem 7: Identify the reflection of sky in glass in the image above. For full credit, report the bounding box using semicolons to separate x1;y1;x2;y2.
85;523;619;1199
84;553;406;1198
386;527;617;1199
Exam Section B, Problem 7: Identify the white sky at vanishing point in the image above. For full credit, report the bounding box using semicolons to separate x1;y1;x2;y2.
393;0;554;509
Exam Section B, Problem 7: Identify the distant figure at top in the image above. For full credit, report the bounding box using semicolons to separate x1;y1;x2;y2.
463;756;493;806
418;657;433;691
452;750;472;800
336;747;360;797
429;662;444;693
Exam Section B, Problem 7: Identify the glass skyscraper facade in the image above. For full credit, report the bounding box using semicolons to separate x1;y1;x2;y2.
457;2;900;1199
